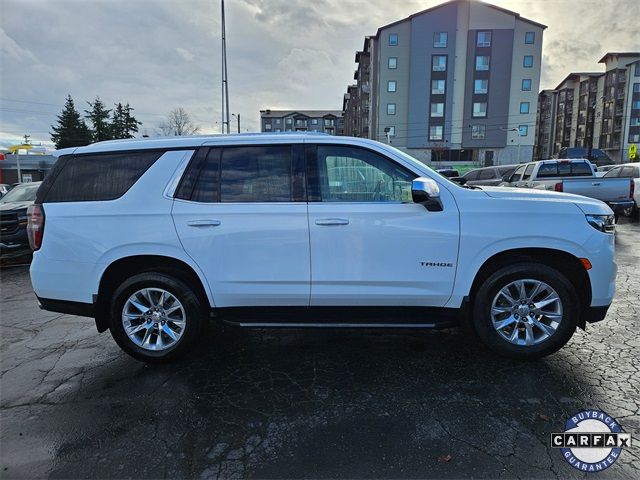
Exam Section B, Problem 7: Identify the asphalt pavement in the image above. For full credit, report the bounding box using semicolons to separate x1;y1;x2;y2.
1;219;638;479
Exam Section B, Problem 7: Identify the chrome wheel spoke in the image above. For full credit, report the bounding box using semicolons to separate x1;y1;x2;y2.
122;288;186;352
491;279;563;347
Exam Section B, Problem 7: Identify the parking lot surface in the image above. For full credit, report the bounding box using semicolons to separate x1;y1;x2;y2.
1;220;639;479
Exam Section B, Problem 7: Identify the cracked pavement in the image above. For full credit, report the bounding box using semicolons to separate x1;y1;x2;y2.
1;219;638;479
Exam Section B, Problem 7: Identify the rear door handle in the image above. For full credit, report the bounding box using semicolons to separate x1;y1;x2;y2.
592;182;601;186
315;218;349;226
187;219;221;227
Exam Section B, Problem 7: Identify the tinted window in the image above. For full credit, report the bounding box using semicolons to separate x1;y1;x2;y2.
537;163;558;178
603;167;621;178
220;146;292;202
464;170;481;181
191;149;221;203
571;162;593;176
522;164;535;180
498;166;516;176
511;165;526;181
478;169;495;180
316;145;415;202
39;151;163;203
619;166;636;178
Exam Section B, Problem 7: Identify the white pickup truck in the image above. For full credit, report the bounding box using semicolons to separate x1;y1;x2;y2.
501;159;635;215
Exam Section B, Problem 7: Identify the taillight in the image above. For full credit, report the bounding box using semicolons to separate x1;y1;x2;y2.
27;204;45;251
554;182;563;192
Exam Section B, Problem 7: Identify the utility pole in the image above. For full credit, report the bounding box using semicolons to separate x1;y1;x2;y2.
221;0;230;134
232;113;240;133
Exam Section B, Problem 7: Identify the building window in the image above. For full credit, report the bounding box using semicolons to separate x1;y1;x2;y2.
389;33;398;46
473;102;487;117
630;133;640;143
275;119;281;125
522;79;532;91
312;119;318;125
433;32;447;48
477;31;492;47
475;55;490;71
634;83;640;92
387;103;396;115
632;100;640;109
296;119;305;126
523;55;534;68
429;125;443;140
432;55;447;71
286;118;292;125
431;79;446;94
325;118;335;126
388;57;397;69
430;103;444;117
519;125;528;136
630;118;640;126
525;32;535;44
387;80;397;92
471;125;486;139
275;129;281;132
474;79;488;94
635;63;640;76
520;102;530;114
265;123;272;130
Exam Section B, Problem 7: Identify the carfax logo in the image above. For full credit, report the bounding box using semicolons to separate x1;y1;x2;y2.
551;410;632;472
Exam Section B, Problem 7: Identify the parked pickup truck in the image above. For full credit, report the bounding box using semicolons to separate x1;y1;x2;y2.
501;159;634;214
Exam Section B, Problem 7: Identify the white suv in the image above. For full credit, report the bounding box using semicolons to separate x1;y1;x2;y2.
28;134;617;362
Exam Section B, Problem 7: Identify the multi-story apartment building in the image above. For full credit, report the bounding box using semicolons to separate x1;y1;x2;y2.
534;52;640;163
534;89;557;159
342;0;545;165
260;110;344;136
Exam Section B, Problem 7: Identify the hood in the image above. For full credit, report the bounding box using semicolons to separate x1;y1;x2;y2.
478;186;613;215
0;201;32;212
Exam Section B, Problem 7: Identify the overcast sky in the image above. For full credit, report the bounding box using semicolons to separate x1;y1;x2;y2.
0;0;637;149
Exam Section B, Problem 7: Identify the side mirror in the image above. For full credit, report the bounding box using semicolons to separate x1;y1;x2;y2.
412;177;443;212
450;176;467;185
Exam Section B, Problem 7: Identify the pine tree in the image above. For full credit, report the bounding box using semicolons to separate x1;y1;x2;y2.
111;102;141;139
50;95;92;149
110;103;127;139
85;97;113;142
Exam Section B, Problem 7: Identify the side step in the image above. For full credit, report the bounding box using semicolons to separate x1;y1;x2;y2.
222;321;438;329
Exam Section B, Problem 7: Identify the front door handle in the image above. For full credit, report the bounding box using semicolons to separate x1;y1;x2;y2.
187;219;221;227
315;218;349;226
592;182;601;186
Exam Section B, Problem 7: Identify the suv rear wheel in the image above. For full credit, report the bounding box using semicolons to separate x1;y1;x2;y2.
473;263;578;359
109;272;203;362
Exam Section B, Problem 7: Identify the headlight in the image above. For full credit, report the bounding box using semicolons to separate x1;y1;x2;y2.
585;214;615;234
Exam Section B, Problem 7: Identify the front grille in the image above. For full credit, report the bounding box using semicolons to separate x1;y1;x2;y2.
0;212;19;236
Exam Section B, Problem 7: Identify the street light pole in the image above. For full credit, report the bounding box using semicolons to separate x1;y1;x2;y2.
231;113;240;133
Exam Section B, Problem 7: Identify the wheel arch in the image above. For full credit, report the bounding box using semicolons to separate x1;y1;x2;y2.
95;255;212;332
467;248;592;328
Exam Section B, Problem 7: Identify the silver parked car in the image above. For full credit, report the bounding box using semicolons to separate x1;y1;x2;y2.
462;165;518;186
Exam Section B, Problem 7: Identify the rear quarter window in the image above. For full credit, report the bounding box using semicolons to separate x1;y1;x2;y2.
37;150;163;203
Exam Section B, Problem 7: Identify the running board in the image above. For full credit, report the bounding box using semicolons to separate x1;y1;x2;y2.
222;321;438;329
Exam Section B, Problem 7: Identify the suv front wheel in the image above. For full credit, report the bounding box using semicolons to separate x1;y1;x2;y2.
109;272;203;362
473;263;579;359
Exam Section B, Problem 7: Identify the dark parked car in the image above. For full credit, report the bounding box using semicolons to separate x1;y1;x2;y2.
435;168;460;178
463;165;519;186
0;182;41;255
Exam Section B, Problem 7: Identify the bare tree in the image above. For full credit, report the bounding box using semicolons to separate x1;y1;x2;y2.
156;107;200;136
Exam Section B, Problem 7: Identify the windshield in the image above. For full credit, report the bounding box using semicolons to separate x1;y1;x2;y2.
0;183;40;203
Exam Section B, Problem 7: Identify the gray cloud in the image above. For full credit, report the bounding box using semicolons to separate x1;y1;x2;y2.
1;0;637;148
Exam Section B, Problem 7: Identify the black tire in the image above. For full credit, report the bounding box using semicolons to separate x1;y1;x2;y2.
109;272;204;363
472;262;578;359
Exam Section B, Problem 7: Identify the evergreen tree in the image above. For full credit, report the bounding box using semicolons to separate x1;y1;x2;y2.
50;95;92;149
111;102;141;139
85;97;113;142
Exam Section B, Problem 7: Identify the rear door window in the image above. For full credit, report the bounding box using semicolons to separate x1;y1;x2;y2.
537;163;558;178
603;167;621;178
522;164;535;181
571;161;593;176
478;169;495;180
464;170;481;181
37;150;164;203
511;165;526;181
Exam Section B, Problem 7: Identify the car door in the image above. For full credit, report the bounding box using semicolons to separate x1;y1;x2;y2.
172;145;310;307
518;164;536;188
476;168;497;186
306;144;459;307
